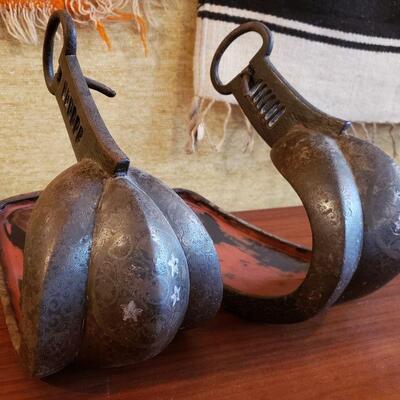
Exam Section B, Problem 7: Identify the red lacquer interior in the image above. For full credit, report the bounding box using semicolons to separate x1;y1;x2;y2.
0;200;34;324
0;193;311;326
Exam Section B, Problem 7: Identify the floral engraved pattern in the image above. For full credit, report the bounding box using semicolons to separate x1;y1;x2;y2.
168;254;179;277
171;286;181;307
108;234;134;260
120;301;143;322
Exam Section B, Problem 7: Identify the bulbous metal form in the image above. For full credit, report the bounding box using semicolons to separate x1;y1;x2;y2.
211;21;400;322
19;11;222;377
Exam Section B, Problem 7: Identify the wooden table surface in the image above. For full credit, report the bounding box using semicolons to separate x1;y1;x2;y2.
1;206;400;400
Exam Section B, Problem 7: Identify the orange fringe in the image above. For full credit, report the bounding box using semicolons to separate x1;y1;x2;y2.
0;0;150;50
0;0;63;9
107;10;148;54
95;20;111;49
133;13;148;55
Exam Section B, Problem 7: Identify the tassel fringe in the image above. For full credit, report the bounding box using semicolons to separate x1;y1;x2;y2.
0;0;170;48
242;109;255;153
347;122;400;160
185;97;261;154
215;102;231;152
0;2;55;44
186;96;257;154
187;97;400;159
186;96;216;154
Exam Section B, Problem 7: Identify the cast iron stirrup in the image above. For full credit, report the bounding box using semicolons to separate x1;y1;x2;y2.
43;11;222;331
212;21;400;320
18;10;221;378
211;22;366;323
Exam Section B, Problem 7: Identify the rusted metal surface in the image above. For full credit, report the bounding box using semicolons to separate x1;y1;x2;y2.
77;177;189;367
0;191;310;324
211;21;400;322
2;184;400;373
334;136;400;302
16;11;221;377
4;186;400;327
4;188;399;325
130;169;222;329
20;161;106;377
4;14;399;378
44;10;222;331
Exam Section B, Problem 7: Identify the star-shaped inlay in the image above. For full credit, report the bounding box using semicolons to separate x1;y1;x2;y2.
171;286;181;307
120;300;143;322
168;254;179;277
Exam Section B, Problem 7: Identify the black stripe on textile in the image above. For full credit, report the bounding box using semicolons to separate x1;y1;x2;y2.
198;0;400;39
198;10;400;53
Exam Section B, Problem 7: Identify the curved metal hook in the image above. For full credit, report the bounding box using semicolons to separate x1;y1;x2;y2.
210;21;273;95
211;21;347;147
43;10;115;97
42;10;129;176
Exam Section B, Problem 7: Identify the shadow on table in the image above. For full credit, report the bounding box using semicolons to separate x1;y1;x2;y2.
43;310;329;396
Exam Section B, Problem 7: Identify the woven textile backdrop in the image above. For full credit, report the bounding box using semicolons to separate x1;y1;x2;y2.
0;0;397;211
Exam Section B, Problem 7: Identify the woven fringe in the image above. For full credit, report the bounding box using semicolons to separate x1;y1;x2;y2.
129;0;172;53
0;3;54;44
186;96;257;154
187;98;400;158
0;0;170;48
350;122;400;159
242;109;255;153
66;0;131;49
186;95;216;154
215;102;231;152
133;0;172;28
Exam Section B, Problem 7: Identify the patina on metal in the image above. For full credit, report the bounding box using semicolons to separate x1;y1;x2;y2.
128;168;222;328
19;10;221;378
43;12;222;332
4;184;400;335
210;21;400;322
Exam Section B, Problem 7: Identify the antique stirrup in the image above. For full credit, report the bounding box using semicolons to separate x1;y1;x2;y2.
43;14;222;332
211;21;371;323
11;10;222;377
212;21;400;319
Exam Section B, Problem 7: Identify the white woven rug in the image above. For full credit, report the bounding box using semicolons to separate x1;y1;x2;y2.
188;0;400;152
